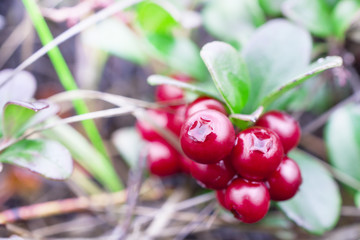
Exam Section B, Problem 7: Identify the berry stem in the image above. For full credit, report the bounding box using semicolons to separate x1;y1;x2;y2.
230;106;264;123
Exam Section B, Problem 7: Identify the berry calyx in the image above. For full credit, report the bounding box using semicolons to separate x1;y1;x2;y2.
225;178;270;223
230;127;283;181
180;109;235;164
190;159;235;189
146;141;181;177
185;96;227;118
256;110;301;153
266;156;302;201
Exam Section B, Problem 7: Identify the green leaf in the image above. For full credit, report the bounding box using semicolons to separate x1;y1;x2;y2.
242;19;312;113
278;150;341;235
112;127;143;169
325;104;360;183
82;18;147;64
137;1;178;35
258;0;286;16
283;0;334;37
147;75;221;101
200;41;250;113
146;34;207;80
43;122;123;192
0;139;73;180
262;56;343;108
2;101;48;139
332;0;360;40
355;191;360;208
202;0;265;48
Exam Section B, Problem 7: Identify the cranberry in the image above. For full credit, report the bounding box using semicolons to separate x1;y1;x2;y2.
155;85;184;103
266;156;302;201
231;127;283;181
185;96;227;118
216;189;231;210
256;111;301;153
190;159;235;189
180;109;235;164
225;178;270;223
136;109;180;141
146;141;181;177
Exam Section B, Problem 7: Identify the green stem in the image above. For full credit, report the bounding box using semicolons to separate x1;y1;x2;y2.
21;0;109;159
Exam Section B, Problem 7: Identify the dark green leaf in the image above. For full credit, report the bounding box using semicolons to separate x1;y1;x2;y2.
82;18;147;64
0;139;73;180
278;150;341;235
283;0;334;37
2;101;48;139
137;1;178;35
258;0;286;16
147;75;221;101
112;127;143;169
202;0;265;48
146;34;207;80
262;56;342;108
325;104;360;182
242;19;311;113
200;41;250;113
44;122;123;191
332;0;360;40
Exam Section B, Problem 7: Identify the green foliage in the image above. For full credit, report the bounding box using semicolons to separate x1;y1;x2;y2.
277;150;341;235
258;0;286;16
0;139;73;180
332;0;360;40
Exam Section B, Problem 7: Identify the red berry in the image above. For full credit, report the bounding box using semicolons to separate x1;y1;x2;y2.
180;109;235;164
146;141;181;177
216;189;231;210
231;127;283;181
185;96;227;118
155;85;184;103
190;159;235;189
266;156;302;201
179;155;192;174
171;74;193;83
225;178;270;223
256;111;301;153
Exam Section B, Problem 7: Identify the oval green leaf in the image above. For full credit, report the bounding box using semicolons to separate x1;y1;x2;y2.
200;41;250;113
0;139;73;180
277;150;341;235
332;0;360;40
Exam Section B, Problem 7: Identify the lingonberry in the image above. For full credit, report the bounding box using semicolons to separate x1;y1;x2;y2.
155;84;184;103
216;189;231;210
180;109;235;164
266;156;302;201
225;178;270;223
231;127;283;181
179;155;192;174
185;96;227;118
256;110;301;153
146;141;181;177
190;159;235;189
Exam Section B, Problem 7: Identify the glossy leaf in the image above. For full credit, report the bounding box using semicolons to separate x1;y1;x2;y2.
202;0;265;48
0;139;73;180
258;0;286;16
44;122;123;192
2;101;48;139
278;150;341;235
112;127;143;169
262;56;343;108
325;104;360;182
0;69;36;112
332;0;360;40
242;19;312;113
200;41;250;113
283;0;334;37
146;34;207;80
82;18;147;64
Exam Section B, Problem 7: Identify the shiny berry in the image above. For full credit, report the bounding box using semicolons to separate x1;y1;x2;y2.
155;85;184;103
266;156;302;201
190;159;235;189
216;189;231;210
146;141;181;177
179;155;192;174
225;178;270;223
185;96;227;118
256;111;301;153
231;127;283;181
180;109;235;164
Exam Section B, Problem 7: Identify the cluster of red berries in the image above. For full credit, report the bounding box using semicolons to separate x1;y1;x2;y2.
136;81;302;224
